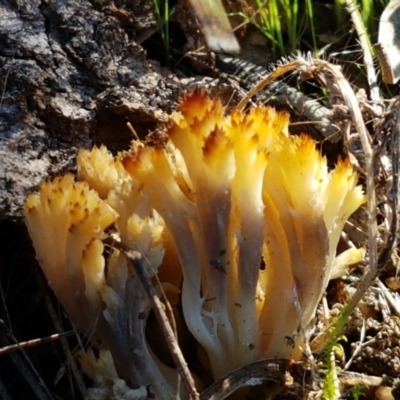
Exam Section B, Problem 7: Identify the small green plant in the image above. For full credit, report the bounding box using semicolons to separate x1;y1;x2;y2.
230;1;282;56
231;0;304;56
230;0;325;56
152;0;170;65
351;384;366;400
322;362;339;400
321;305;351;400
233;0;389;58
304;0;318;54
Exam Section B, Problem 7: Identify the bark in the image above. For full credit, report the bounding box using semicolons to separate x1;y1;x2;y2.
0;0;182;220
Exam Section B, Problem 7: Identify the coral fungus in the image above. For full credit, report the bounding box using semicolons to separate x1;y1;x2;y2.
25;91;365;399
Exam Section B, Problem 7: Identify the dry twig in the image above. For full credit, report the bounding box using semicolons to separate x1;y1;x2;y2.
0;326;74;356
199;359;290;400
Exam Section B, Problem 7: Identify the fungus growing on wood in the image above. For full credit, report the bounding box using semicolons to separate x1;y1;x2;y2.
25;91;365;398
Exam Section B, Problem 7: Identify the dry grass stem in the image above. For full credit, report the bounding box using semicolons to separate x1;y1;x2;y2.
235;57;307;112
0;329;74;356
343;318;366;370
345;0;382;111
313;60;377;314
41;278;87;398
0;318;55;400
